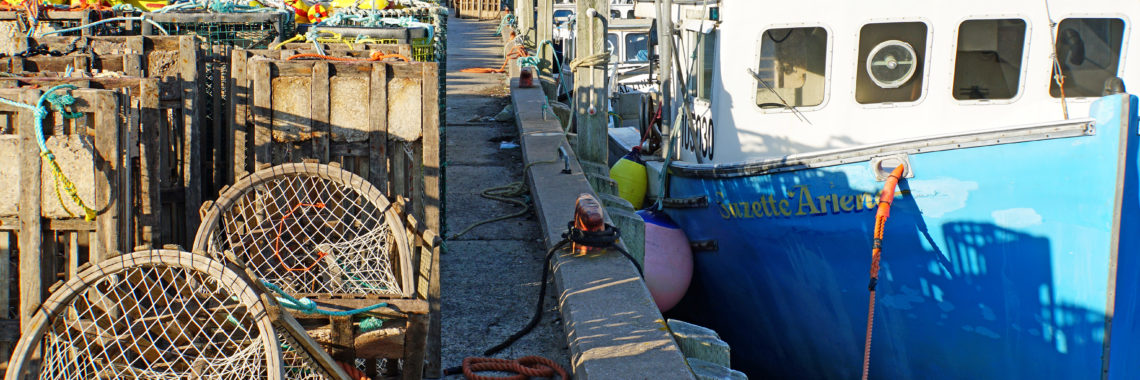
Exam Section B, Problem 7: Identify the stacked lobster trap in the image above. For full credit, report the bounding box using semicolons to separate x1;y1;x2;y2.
0;3;445;379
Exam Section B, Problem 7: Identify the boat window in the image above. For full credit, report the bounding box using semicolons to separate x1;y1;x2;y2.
687;30;718;100
755;27;827;108
626;33;649;62
1048;18;1125;98
856;22;928;104
953;19;1027;100
606;33;620;63
553;10;573;21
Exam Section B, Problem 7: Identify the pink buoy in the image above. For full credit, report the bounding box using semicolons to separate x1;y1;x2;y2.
637;210;693;312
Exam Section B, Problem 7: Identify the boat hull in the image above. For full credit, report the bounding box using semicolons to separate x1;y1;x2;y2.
663;94;1140;379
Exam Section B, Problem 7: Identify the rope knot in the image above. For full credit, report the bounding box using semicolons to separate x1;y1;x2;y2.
33;107;48;120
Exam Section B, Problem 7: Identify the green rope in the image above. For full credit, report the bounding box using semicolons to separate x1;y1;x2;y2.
359;317;386;333
260;279;389;316
39;17;170;37
447;160;558;240
494;13;516;37
0;85;98;220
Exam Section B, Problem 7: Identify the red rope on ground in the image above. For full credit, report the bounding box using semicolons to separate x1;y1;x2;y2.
286;51;413;63
861;164;905;380
461;356;568;380
459;45;529;74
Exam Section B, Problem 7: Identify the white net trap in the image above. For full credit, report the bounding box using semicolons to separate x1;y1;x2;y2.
194;163;412;298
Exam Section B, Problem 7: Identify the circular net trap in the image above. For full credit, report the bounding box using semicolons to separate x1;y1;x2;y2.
193;163;412;298
5;250;284;380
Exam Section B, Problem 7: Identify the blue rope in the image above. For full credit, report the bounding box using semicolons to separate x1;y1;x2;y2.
260;279;389;316
39;17;170;36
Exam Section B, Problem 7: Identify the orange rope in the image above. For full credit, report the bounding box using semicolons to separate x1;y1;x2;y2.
273;202;328;272
460;45;529;74
285;51;412;63
461;356;568;380
336;361;371;380
861;164;905;380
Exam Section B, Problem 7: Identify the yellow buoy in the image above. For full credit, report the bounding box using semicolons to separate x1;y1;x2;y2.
610;146;648;209
331;0;386;10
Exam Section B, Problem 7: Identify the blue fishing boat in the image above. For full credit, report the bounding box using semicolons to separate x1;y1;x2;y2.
638;0;1140;378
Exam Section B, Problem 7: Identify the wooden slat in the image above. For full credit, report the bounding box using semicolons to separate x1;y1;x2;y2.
231;50;250;182
369;63;388;192
421;62;440;232
0;232;10;319
401;313;428;380
18;89;42;330
93;91;119;261
139;79;161;245
252;59;272;171
311;62;330;163
181;38;203;246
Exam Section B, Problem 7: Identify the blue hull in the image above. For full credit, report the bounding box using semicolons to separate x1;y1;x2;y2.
664;95;1140;379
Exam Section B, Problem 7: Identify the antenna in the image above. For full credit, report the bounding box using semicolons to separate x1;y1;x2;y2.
1044;0;1070;119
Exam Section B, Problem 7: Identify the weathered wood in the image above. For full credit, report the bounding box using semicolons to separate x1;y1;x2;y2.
17;90;42;330
182;43;203;247
252;58;272;169
424;243;442;378
576;0;610;167
369;63;388;193
231;50;251;182
421;62;440;233
0;232;9;319
93;91;119;261
311;62;330;163
261;295;355;380
401;313;428;380
139;79;162;245
329;315;356;361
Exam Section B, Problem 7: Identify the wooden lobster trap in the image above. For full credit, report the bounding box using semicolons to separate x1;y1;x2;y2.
227;56;440;228
193;162;440;379
0;86;124;371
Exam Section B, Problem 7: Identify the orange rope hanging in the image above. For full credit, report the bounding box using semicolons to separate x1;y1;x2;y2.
460;45;529;74
273;202;328;272
861;164;905;380
461;356;568;380
286;50;412;63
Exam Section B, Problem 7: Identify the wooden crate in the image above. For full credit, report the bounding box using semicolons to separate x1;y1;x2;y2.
0;87;123;371
0;36;206;242
453;0;502;19
0;77;200;249
271;195;439;380
0;10;136;39
228;57;440;230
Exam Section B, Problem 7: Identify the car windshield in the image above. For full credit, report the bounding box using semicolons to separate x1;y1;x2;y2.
625;33;648;62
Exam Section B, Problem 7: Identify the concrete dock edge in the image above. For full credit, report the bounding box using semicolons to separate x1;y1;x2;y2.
510;78;696;379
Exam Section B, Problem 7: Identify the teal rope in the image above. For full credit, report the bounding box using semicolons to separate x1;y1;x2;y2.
260;279;389;316
39;17;170;36
0;84;81;153
494;13;515;37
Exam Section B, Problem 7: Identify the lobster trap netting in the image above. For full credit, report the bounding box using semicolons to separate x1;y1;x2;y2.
6;250;283;380
194;163;411;298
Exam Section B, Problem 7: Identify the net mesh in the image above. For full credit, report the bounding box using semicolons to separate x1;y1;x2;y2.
35;265;271;380
203;172;403;296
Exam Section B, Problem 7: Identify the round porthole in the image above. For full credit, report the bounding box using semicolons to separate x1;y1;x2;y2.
865;40;917;88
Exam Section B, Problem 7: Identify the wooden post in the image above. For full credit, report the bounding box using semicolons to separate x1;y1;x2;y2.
574;0;609;167
537;0;553;76
18;90;41;330
518;0;534;45
93;91;120;260
311;62;331;163
368;63;388;193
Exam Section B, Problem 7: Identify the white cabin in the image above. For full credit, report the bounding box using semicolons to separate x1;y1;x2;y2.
672;0;1140;164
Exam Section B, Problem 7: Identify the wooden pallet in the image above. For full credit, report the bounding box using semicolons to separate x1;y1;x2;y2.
452;0;502;20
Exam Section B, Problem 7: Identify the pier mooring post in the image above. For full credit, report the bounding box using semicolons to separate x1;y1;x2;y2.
574;0;609;171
